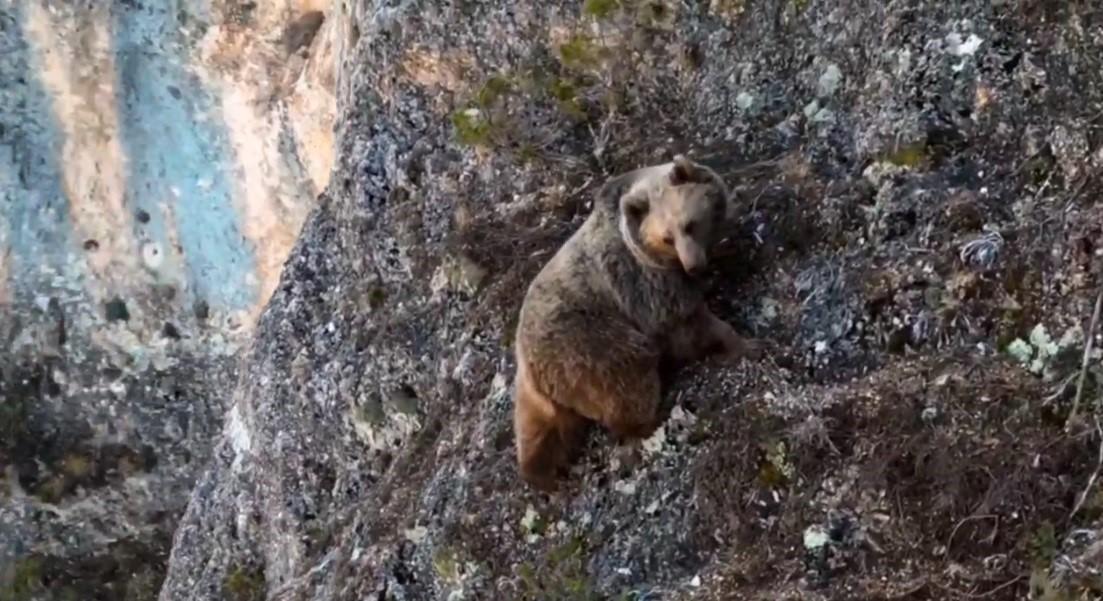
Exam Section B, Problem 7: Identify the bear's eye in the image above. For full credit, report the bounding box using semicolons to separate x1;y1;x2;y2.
625;200;649;220
684;220;697;235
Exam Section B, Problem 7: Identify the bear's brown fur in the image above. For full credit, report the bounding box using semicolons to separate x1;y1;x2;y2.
512;155;763;492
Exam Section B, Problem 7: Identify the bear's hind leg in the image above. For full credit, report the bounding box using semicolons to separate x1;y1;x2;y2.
514;369;575;492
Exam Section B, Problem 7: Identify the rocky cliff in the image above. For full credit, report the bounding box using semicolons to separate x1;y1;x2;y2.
7;0;1103;600
1;1;336;598
156;0;1103;599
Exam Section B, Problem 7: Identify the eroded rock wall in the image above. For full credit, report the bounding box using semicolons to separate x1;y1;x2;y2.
0;1;337;597
157;1;1103;600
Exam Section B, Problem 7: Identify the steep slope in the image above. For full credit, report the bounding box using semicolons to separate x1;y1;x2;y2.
155;0;1103;599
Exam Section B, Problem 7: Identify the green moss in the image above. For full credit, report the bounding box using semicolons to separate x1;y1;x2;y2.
1024;154;1055;186
61;453;94;479
476;75;513;108
882;142;929;168
224;566;265;601
756;440;794;488
687;419;711;445
549;79;579;103
548;79;586;120
583;0;620;19
516;143;541;165
516;535;601;601
635;0;675;28
1027;521;1058;568
0;408;26;464
710;0;747;16
368;287;387;310
432;547;460;583
451;109;495;147
35;474;68;503
0;557;44;601
557;34;605;70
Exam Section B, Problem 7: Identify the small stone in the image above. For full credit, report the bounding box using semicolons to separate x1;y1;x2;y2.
735;91;754;110
520;505;541;534
758;297;779;324
404;525;428;543
803;99;821;119
946;32;983;56
817;63;843;97
803;525;830;550
614;479;637;495
641;424;667;455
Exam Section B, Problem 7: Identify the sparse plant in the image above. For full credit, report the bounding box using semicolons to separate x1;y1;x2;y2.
516;536;601;601
224;566;265;601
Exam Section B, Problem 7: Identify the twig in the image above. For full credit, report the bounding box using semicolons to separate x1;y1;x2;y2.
936;575;1024;599
1070;416;1103;519
1042;372;1078;406
1066;286;1103;430
945;514;996;555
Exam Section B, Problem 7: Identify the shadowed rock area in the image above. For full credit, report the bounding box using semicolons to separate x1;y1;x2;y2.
7;0;1103;600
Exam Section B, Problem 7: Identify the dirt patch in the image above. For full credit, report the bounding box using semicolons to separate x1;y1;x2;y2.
687;354;1101;600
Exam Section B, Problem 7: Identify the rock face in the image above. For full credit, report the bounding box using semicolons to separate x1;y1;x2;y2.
151;1;1103;600
0;1;336;598
7;0;1103;600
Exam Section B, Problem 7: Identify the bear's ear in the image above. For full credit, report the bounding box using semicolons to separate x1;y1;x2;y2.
670;154;697;185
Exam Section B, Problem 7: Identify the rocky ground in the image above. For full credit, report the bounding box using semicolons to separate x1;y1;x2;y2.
8;0;1103;600
153;0;1103;600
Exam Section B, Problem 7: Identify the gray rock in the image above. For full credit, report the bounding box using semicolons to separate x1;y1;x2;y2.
158;1;1103;600
7;0;1103;600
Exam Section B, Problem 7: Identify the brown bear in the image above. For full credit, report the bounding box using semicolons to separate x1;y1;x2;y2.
511;155;764;492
